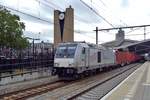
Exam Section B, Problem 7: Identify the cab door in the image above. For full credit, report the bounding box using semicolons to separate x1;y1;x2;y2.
81;47;89;67
80;47;86;67
85;48;89;67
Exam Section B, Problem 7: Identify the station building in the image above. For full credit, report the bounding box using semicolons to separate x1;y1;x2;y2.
102;29;138;48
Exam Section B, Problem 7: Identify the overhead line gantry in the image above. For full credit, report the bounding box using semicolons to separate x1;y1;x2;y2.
94;24;150;44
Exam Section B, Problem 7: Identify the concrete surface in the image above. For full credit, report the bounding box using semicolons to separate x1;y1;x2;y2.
0;75;58;96
102;62;150;100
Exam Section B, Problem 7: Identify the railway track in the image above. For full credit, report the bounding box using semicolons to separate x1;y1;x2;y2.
27;63;142;100
1;63;142;100
0;80;68;100
67;63;142;100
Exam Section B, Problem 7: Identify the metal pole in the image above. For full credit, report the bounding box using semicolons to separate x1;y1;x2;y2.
96;27;98;44
42;42;44;68
28;45;29;59
144;27;146;40
33;39;34;59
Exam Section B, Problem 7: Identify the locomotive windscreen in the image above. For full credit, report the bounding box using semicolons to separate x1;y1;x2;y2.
55;44;77;58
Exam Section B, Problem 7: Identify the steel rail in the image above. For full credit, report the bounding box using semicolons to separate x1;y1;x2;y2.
1;80;65;100
67;63;141;100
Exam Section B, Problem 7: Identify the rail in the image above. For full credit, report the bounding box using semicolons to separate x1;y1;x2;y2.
67;63;142;100
1;81;68;100
0;63;142;100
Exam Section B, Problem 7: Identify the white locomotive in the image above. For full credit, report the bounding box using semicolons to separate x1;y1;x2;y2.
53;42;116;79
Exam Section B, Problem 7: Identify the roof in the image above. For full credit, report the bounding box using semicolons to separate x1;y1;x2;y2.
115;39;150;55
115;39;150;49
101;39;138;48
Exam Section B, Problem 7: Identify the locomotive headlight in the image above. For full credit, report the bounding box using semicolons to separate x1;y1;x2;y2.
54;63;59;67
113;50;116;53
145;53;148;57
69;63;74;67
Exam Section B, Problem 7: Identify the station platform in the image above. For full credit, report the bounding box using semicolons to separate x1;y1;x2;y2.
102;61;150;100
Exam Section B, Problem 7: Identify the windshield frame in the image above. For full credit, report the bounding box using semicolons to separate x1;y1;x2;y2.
55;44;77;58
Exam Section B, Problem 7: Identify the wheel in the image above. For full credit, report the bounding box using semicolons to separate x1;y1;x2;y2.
121;63;125;66
127;61;130;64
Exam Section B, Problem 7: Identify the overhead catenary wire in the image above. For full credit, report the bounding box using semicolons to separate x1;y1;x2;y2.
0;1;100;43
43;0;63;10
76;32;104;43
79;0;114;27
2;0;92;26
95;24;150;31
90;0;128;26
1;1;114;43
98;0;107;7
0;4;53;24
39;0;98;35
125;34;144;36
126;27;142;34
40;0;98;27
1;3;92;35
87;0;127;39
125;32;150;36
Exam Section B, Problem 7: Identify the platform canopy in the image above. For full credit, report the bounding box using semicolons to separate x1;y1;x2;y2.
115;39;150;55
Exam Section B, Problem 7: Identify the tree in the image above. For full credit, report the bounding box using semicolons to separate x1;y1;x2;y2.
0;6;29;49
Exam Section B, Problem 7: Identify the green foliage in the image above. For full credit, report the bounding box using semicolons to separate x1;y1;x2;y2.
0;6;29;49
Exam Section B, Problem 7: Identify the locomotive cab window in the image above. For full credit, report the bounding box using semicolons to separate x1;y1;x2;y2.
97;52;101;63
55;44;77;58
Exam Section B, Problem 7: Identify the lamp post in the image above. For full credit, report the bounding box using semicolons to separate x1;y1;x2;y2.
41;41;44;68
26;37;40;59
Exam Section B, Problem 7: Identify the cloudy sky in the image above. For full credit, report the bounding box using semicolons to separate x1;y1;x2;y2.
0;0;150;43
